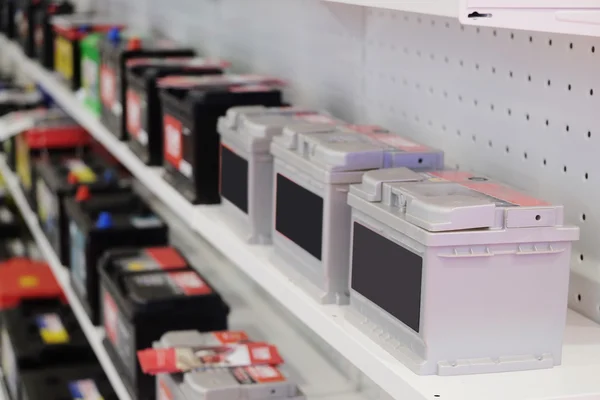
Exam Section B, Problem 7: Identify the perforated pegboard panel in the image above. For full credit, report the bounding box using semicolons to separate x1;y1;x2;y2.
92;0;599;397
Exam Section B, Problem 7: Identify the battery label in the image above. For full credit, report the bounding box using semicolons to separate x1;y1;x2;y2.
68;379;104;400
70;221;87;296
232;366;286;384
127;270;212;298
126;89;142;141
138;342;282;374
100;65;119;114
130;215;163;229
55;36;73;80
82;57;99;100
36;313;70;344
116;247;187;273
164;114;183;168
66;160;97;183
365;132;432;153
428;171;550;207
36;178;58;233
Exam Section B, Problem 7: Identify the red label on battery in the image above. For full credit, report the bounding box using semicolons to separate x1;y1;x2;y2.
126;89;141;137
158;378;174;400
167;271;212;296
429;171;551;207
163;115;183;168
103;291;118;345
146;247;187;270
212;331;249;344
100;65;116;107
245;366;285;383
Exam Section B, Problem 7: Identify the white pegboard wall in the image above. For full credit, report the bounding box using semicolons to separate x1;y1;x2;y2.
95;0;597;373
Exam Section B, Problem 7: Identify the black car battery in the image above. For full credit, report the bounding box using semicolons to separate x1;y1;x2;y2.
15;117;90;211
99;246;229;399
32;0;74;68
125;57;228;165
99;32;196;141
52;15;123;91
20;364;118;400
157;74;285;204
0;0;16;38
14;0;43;57
1;299;96;400
64;190;169;325
0;89;44;117
34;154;131;266
0;197;22;243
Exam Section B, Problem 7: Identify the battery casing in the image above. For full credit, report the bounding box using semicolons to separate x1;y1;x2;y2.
270;125;444;304
80;32;102;116
126;57;226;165
156;330;303;400
35;154;130;266
346;167;580;376
65;191;169;324
1;300;95;400
15;119;90;210
158;74;284;204
99;34;196;140
31;0;74;68
20;365;118;400
217;107;343;244
99;247;229;399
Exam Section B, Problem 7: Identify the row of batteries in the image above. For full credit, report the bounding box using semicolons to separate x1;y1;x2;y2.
0;1;585;399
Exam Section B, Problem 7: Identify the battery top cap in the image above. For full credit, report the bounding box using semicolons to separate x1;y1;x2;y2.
75;186;91;202
96;212;113;229
102;169;116;183
108;27;121;44
127;37;142;51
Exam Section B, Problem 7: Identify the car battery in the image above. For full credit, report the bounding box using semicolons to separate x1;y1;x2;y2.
99;246;229;399
80;32;103;116
1;299;96;400
52;15;123;90
0;257;66;310
0;0;16;38
99;32;196;141
0;89;43;116
14;0;42;57
126;57;229;165
158;367;304;400
32;0;75;68
217;107;345;245
20;365;118;400
15;116;90;211
35;154;130;266
270;124;444;304
158;74;285;204
345;167;580;376
0;197;22;241
64;190;169;324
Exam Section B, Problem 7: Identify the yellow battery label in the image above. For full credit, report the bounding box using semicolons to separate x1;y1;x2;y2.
55;36;74;81
36;314;70;344
66;160;97;183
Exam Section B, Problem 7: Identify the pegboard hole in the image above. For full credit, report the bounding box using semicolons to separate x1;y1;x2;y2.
546;119;550;127
526;113;530;121
547;79;552;86
475;63;480;70
568;84;572;91
509;71;513;78
505;146;510;153
474;99;479;106
459;59;464;67
543;159;547;166
564;165;568;173
588;131;592;138
471;135;477;142
493;30;497;36
524;152;528;159
418;158;423;164
492;66;496;74
510;32;515;40
578;294;582;302
490;104;495;111
570;42;574;49
590;89;595;96
507;108;512;116
529;36;533;43
582;214;587;221
488;140;493;148
457;129;462;136
444;56;449;63
566;125;570;132
535;214;541;221
592;46;596;53
580;254;585;261
527;74;532;82
585;172;589;180
548;39;553;46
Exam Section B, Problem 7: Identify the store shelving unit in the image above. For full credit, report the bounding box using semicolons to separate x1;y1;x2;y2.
323;0;458;17
1;30;600;400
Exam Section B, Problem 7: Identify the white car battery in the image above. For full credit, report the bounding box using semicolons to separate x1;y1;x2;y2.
346;167;580;376
155;330;304;400
217;106;344;244
270;125;444;304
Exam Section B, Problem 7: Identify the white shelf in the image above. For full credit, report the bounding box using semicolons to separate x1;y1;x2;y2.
323;0;458;17
5;35;600;400
0;156;134;400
